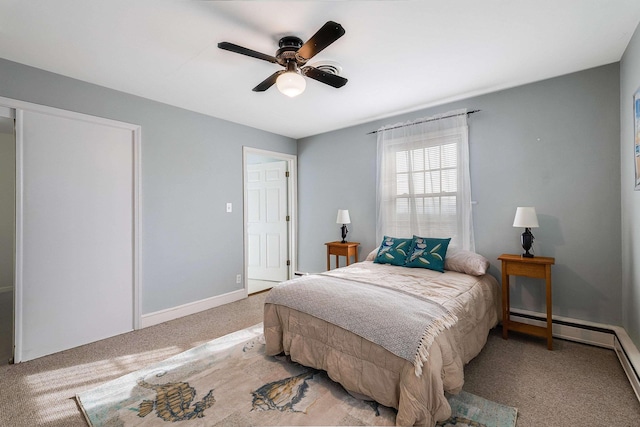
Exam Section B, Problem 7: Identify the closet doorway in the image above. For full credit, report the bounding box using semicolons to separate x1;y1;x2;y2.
2;96;141;363
0;109;15;365
243;148;297;294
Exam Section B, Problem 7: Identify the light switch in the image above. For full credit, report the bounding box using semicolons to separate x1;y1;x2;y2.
226;202;232;213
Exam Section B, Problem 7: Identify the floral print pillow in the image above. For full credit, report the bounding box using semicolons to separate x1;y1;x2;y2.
373;236;412;266
404;236;451;272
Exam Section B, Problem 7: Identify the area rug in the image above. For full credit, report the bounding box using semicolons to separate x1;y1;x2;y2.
76;323;517;426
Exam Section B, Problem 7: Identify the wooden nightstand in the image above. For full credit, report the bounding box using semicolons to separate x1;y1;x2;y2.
498;253;556;350
325;241;360;270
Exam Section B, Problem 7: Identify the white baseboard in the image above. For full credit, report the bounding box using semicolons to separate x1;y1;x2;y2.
140;289;247;329
509;308;640;402
612;326;640;402
509;308;615;348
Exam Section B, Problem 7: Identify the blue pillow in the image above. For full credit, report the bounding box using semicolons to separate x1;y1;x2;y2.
373;236;412;266
404;236;451;272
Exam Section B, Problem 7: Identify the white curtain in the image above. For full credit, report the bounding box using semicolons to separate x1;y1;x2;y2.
376;109;475;251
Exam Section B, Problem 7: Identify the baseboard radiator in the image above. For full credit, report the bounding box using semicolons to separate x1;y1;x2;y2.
509;309;640;403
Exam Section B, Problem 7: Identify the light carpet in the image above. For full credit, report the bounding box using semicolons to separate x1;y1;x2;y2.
76;323;517;426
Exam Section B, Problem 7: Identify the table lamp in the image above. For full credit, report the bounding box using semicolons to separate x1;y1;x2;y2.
513;207;539;258
336;209;351;243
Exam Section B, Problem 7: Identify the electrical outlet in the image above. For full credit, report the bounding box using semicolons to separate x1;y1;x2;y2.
236;274;242;284
226;203;232;213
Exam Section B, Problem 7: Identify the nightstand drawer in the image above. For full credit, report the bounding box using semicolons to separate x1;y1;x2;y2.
504;262;546;279
329;245;351;256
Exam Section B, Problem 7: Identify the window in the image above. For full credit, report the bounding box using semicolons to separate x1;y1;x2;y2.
376;110;474;251
395;140;458;237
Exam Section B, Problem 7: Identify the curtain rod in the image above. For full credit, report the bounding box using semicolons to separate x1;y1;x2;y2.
367;109;481;135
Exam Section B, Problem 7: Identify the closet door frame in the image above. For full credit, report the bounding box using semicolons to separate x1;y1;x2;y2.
0;96;141;363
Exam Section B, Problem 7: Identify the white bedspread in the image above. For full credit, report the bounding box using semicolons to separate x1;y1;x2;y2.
323;261;500;364
265;273;458;375
264;260;501;426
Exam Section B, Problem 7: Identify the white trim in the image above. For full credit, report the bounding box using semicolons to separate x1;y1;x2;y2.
242;147;298;293
140;289;246;328
509;308;615;348
132;126;142;330
0;96;138;131
14;109;24;363
2;96;142;362
614;331;640;402
0;106;14;119
508;308;640;403
612;326;640;375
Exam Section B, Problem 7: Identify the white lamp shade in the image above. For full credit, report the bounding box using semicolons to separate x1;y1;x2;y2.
513;207;539;228
276;71;306;97
336;209;351;224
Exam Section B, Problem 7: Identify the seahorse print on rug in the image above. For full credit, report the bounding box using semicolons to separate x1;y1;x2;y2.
136;372;215;421
251;370;317;413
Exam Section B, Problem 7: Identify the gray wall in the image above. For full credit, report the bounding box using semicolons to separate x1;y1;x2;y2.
621;24;640;347
0;58;296;315
298;64;622;326
0;52;628;333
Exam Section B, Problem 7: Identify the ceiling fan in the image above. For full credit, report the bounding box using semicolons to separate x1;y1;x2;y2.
218;21;348;97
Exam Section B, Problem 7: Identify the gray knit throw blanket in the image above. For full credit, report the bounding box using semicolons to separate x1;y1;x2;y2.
265;274;458;377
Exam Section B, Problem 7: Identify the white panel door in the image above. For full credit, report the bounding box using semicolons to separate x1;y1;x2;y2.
247;161;288;284
19;109;136;361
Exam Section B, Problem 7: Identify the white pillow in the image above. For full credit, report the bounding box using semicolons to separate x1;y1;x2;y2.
365;248;379;261
444;248;489;276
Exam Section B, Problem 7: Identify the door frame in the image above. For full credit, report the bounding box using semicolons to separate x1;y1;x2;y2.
242;147;297;294
0;95;141;363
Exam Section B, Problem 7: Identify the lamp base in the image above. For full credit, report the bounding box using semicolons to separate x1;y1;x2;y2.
521;228;535;258
340;224;348;244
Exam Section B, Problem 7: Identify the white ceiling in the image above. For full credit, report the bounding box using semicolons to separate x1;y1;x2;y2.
1;1;639;139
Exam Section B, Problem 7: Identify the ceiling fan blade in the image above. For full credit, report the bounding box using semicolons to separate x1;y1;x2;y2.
218;42;277;63
296;21;345;61
253;71;284;92
302;66;348;88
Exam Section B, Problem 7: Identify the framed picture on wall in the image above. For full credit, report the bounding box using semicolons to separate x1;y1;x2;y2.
636;88;640;190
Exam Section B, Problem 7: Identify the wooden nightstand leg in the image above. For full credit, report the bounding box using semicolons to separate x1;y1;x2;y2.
335;254;339;269
327;249;330;271
502;264;510;340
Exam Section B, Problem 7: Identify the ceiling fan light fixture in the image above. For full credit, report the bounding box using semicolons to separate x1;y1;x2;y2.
276;71;306;97
219;21;347;95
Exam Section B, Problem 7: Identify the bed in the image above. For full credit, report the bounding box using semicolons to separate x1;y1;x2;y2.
263;240;500;427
